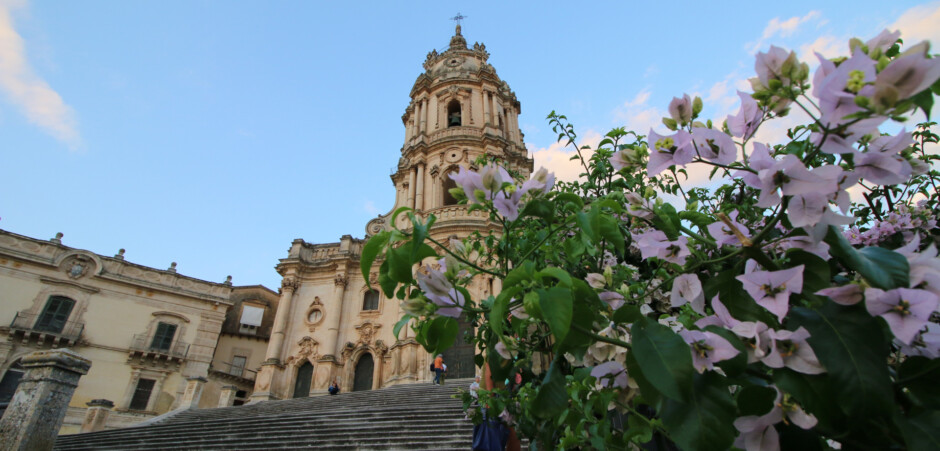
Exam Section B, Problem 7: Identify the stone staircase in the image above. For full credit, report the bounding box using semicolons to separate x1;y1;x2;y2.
54;379;475;450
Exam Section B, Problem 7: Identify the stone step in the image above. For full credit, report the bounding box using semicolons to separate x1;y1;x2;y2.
55;380;479;450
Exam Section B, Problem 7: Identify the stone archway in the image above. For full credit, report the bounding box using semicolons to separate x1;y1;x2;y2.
441;313;476;379
353;353;374;392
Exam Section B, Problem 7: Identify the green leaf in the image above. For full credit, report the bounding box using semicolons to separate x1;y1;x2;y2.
361;231;390;287
386;244;413;283
503;261;536;290
898;356;940;408
537;287;573;344
554;192;584;210
679;211;714;232
897;410;940;451
911;88;935;120
786;249;830;295
736;385;777;416
532;357;568;419
774;369;845;435
392;314;414;339
490;287;519;339
521;198;554;221
537;267;573;288
660;371;737;451
577;208;601;244
631;318;694;401
426;316;458;355
378;260;397;298
824;226;910;290
788;304;893;419
598;214;625;255
612;305;642;324
557;281;598;355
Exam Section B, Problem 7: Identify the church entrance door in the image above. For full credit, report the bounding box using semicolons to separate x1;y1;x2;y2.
353;353;374;391
293;361;313;398
442;314;476;379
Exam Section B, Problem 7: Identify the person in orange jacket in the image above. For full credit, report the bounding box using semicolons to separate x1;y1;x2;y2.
433;354;444;385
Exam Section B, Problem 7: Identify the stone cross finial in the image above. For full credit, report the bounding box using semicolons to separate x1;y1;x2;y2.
115;248;125;260
450;12;466;27
168;262;177;273
50;232;63;244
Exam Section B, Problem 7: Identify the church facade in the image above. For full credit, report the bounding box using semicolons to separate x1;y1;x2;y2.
250;25;533;401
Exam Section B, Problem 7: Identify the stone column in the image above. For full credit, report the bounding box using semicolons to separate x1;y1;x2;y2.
407;168;416;210
490;94;498;128
265;277;298;363
217;385;238;408
323;273;348;358
415;164;425;211
421;99;429;133
80;399;113;433
0;349;91;451
177;376;207;410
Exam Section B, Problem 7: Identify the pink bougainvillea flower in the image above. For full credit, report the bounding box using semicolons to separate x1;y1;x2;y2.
493;189;523;221
679;330;740;373
670;274;705;314
895;236;940;297
816;48;876;129
495;340;515;360
865;288;938;344
599;291;625;310
695;296;741;329
737;265;804;321
761;327;825;374
816;284;863;305
727;91;763;140
755;155;830;208
449;166;485;203
707;210;751;247
668;94;693;125
591;360;630;389
778;235;830;260
900;322;940;359
631;230;691;265
734;388;817;451
731;320;772;363
647;129;694;176
623;192;656;219
585;273;606;289
691;127;737;165
735;142;775;189
521;167;556;195
416;261;465;318
855;130;914;185
872;41;940;107
865;29;901;53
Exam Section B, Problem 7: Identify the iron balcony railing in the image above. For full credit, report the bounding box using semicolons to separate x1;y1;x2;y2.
128;333;189;360
212;361;257;381
9;311;84;343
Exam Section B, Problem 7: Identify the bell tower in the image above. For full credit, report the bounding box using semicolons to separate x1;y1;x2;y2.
367;24;534;237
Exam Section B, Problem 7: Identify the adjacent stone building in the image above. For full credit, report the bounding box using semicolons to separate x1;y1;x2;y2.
251;25;533;401
0;229;277;432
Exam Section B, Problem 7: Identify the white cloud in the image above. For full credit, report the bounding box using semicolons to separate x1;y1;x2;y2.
890;2;940;46
530;130;602;183
0;1;80;149
799;35;844;62
363;200;379;215
748;11;822;53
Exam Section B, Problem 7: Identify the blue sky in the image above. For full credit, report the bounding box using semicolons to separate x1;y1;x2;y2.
1;0;938;290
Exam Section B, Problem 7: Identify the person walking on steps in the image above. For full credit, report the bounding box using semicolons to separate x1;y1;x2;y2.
433;354;444;385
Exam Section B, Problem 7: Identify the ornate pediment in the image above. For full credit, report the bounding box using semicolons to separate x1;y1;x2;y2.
355;321;381;345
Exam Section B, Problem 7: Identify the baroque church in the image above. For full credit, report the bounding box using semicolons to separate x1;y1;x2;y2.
0;24;530;432
251;24;532;400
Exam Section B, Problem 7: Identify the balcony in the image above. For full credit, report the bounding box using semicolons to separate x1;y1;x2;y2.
8;311;84;347
208;361;257;385
128;333;189;365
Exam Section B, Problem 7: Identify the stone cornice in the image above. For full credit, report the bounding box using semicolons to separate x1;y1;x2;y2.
0;229;232;305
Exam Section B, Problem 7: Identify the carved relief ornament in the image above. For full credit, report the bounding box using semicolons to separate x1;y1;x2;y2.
281;277;299;291
334;273;348;287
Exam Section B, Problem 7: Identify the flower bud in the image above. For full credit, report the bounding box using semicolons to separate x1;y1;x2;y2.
848;37;866;55
662;117;678;131
692;96;703;116
854;95;870;108
401;298;427;316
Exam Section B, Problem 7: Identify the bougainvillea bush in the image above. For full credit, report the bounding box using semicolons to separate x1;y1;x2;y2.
363;30;940;450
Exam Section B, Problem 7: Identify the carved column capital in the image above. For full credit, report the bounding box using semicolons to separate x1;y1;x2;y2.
281;277;299;292
334;273;348;288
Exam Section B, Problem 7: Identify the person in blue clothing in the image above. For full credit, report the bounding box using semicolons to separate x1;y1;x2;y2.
328;379;340;395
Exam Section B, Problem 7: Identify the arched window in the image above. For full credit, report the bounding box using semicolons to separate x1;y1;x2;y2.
442;171;459;206
447;100;462;127
353;353;374;392
362;290;380;311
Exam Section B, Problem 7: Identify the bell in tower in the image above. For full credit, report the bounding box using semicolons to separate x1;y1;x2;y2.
447;100;462;127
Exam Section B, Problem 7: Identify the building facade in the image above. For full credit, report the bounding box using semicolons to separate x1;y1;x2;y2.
251;25;533;401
